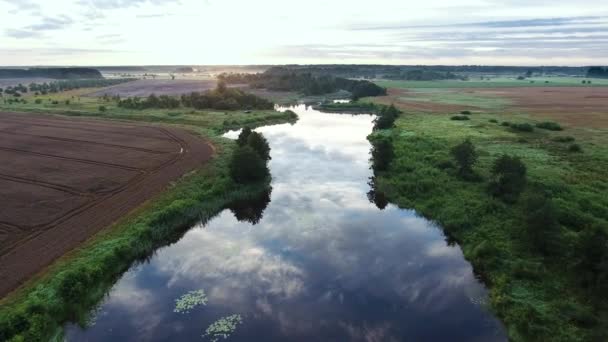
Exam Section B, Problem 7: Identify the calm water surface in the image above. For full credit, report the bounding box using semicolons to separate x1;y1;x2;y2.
66;105;506;341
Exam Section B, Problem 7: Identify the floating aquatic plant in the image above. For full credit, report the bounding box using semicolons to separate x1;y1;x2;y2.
174;289;208;314
202;314;243;341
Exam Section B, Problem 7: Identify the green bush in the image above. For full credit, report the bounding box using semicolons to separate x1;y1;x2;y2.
552;136;575;143
488;155;527;203
98;105;107;112
489;119;498;123
536;121;563;131
460;110;472;115
510;123;535;132
370;136;394;172
501;121;511;127
373;104;399;130
450;139;477;179
524;192;562;255
451;115;470;121
568;144;583;153
229;146;269;183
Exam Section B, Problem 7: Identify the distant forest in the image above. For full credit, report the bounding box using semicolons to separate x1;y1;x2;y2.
587;67;608;78
237;65;591;79
218;67;387;99
0;68;102;79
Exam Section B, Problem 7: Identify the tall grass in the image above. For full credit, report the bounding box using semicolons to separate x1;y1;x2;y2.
370;113;608;341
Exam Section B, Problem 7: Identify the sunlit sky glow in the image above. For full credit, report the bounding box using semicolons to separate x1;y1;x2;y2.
1;0;607;66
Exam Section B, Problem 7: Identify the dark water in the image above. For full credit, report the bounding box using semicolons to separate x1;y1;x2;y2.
65;105;506;341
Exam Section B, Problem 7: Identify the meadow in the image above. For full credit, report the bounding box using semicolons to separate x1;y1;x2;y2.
365;79;608;341
0;87;295;341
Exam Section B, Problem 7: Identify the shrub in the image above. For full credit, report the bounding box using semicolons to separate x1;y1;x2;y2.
229;146;269;184
460;110;472;115
501;121;511;127
524;192;561;255
488;155;527;203
370;136;394;172
568;144;583;153
536;121;562;131
34;99;42;104
576;225;608;292
552;136;575;143
98;105;107;112
451;115;470;121
51;100;59;105
373;104;399;130
511;123;535;132
450;139;477;179
489;119;498;123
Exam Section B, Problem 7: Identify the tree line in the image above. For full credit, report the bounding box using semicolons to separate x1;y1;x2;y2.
0;68;102;79
218;67;387;100
587;67;608;78
0;79;134;97
117;82;274;111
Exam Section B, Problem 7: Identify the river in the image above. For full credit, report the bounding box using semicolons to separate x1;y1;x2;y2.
65;104;506;341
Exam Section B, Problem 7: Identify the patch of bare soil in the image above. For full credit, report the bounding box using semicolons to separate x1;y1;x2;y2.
0;112;213;296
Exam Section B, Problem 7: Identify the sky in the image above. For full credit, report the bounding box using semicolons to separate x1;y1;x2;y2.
0;0;607;66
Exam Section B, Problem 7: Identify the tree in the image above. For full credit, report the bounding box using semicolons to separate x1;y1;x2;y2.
524;192;561;255
450;139;477;178
229;146;269;184
373;104;399;130
489;155;527;202
247;131;271;161
237;127;252;146
217;80;227;93
576;224;608;291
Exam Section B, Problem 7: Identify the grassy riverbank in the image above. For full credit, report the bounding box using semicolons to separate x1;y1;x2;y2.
0;91;295;341
369;109;608;341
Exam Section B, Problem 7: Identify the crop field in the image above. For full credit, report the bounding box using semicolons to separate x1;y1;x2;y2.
85;79;242;97
0;112;213;296
374;77;608;89
369;78;608;129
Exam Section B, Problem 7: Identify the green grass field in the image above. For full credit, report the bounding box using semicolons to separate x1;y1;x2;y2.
0;88;295;342
0;89;296;133
369;109;608;341
393;88;512;110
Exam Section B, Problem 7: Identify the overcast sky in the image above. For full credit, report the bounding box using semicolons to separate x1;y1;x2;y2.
1;0;607;66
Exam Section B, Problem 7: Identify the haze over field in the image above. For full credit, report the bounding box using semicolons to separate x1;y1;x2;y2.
1;0;607;66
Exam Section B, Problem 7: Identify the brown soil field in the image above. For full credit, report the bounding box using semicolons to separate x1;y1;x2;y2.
457;87;608;128
0;112;213;296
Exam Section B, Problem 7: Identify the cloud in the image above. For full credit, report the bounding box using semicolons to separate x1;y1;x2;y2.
78;0;180;9
4;28;42;38
26;15;73;31
1;0;41;15
353;16;605;31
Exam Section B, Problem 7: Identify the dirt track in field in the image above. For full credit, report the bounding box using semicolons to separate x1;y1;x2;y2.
457;87;608;128
0;112;213;297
